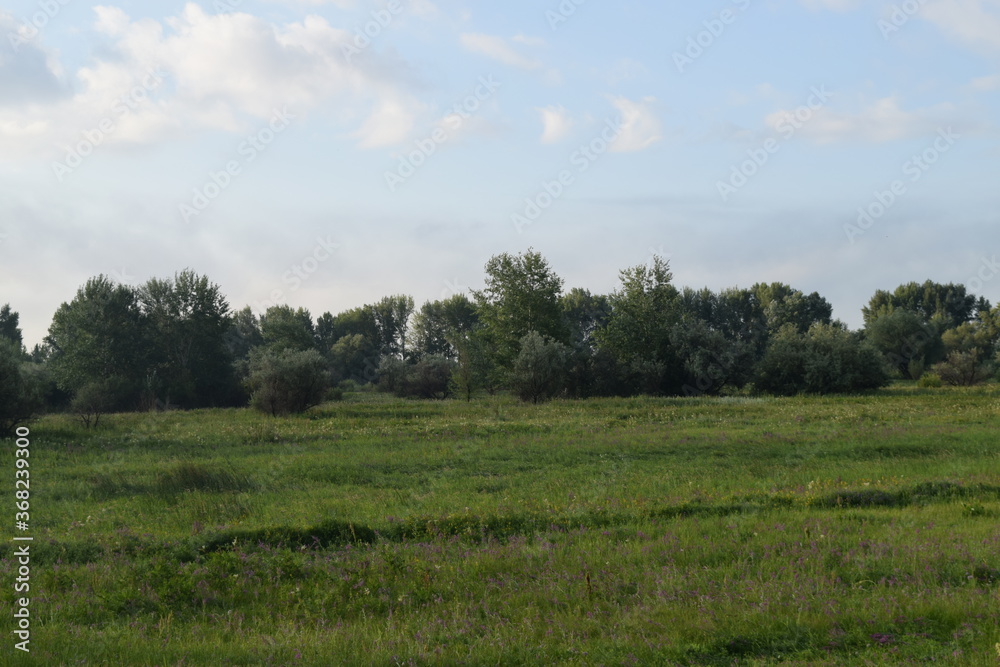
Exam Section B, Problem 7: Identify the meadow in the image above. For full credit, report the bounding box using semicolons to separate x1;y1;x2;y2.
2;385;1000;665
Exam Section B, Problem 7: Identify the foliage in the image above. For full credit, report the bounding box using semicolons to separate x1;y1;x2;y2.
864;308;944;379
597;257;682;395
932;350;995;386
409;294;478;360
378;355;455;399
862;280;988;330
260;305;317;352
329;334;378;385
671;317;756;396
138;270;238;408
0;337;44;437
509;331;569;403
0;303;22;349
756;323;889;395
45;275;147;404
70;377;131;429
9;390;1000;664
246;348;329;416
371;295;415;359
473;249;569;372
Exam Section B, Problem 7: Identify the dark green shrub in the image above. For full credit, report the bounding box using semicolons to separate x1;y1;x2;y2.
247;348;329;416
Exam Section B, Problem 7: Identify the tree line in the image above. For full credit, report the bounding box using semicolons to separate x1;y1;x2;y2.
1;249;997;434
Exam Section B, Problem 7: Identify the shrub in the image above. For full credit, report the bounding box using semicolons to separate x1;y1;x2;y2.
932;350;995;386
247;348;330;416
378;356;455;399
510;331;569;403
71;378;130;429
756;324;889;395
917;372;943;388
0;338;44;437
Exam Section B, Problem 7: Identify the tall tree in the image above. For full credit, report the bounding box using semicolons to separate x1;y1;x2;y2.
138;270;236;407
473;249;568;372
752;282;833;334
596;256;682;395
0;304;22;350
45;276;148;406
410;294;478;360
862;281;987;330
371;295;415;359
260;305;316;352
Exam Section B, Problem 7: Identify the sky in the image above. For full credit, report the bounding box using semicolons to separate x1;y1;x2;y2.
1;0;998;348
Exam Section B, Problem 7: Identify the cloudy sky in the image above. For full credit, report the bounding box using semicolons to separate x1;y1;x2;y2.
1;0;998;347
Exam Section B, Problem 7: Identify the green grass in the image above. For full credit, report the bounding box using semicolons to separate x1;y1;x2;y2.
3;385;1000;665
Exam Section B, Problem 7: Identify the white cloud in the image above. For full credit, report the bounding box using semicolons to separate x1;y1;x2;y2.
921;0;1000;55
352;94;421;147
459;33;541;70
970;74;1000;91
764;96;957;144
0;5;426;156
537;105;573;144
607;96;662;153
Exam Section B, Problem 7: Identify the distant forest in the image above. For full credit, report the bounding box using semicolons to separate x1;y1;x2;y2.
2;249;997;435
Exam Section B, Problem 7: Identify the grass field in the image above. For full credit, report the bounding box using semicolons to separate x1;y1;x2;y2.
3;385;1000;665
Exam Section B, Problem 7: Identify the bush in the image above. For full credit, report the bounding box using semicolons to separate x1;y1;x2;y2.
932;350;995;386
247;348;330;416
755;324;889;395
71;377;131;429
0;339;44;437
510;331;569;403
917;372;943;388
378;356;455;399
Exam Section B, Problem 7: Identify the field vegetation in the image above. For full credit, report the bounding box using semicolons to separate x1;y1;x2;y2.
3;385;1000;665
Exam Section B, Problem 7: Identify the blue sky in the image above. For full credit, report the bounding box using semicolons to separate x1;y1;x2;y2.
1;0;998;347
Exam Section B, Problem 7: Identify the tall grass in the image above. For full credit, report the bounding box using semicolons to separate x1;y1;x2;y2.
3;386;1000;664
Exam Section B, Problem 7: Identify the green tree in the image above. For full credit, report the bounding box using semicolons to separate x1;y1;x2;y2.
329;334;378;385
864;308;944;379
260;305;316;352
596;257;681;395
137;270;236;407
671;317;756;396
0;338;44;437
752;282;833;334
560;288;611;397
473;249;569;375
45;276;148;406
862;281;987;330
410;294;478;360
226;306;264;362
756;324;889;395
509;331;569;403
371;295;415;359
247;348;329;416
0;304;23;350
